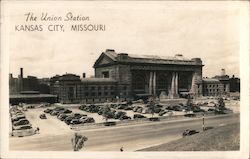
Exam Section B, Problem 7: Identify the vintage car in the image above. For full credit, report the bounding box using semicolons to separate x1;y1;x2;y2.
182;129;199;137
39;114;47;119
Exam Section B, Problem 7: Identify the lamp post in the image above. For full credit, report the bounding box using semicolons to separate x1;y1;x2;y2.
202;113;205;131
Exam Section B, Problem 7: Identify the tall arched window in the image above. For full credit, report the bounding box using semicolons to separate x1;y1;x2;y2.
157;74;168;89
133;75;145;90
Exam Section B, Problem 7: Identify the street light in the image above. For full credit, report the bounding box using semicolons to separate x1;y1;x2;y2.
202;113;205;131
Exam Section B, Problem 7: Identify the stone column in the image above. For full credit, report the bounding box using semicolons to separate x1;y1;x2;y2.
190;72;196;93
226;84;230;93
149;72;153;95
170;72;176;99
153;71;156;96
175;72;179;96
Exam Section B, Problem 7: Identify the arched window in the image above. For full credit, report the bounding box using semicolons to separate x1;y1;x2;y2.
133;75;145;90
157;74;168;89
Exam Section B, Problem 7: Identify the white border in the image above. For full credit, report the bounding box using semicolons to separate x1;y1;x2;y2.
1;1;249;159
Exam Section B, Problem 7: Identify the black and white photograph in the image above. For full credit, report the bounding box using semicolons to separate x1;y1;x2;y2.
0;1;249;159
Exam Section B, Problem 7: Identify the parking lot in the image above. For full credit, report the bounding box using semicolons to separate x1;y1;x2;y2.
10;97;239;137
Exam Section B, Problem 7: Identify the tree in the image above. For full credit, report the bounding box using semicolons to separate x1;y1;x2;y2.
217;98;225;111
148;97;156;118
102;105;111;122
71;133;88;151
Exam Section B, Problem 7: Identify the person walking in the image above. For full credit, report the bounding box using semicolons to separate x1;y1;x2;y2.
36;127;40;134
120;146;124;152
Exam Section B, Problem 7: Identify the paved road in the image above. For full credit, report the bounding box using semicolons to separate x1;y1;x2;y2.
10;113;239;151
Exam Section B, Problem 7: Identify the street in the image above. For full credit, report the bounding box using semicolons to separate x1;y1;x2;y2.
9;113;239;151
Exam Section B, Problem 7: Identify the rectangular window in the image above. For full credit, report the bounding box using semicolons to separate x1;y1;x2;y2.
104;86;107;90
102;71;109;78
104;92;108;96
98;92;102;96
85;86;88;90
91;86;95;90
110;86;114;90
98;86;101;90
85;92;89;96
91;92;96;96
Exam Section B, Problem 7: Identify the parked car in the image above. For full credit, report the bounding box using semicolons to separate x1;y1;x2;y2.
79;115;88;121
159;110;167;116
182;129;199;137
149;117;160;121
208;108;215;111
134;114;146;119
44;108;53;113
133;106;140;112
12;112;24;117
136;107;143;113
27;105;35;109
11;115;26;122
58;114;69;121
124;106;133;110
13;123;32;130
79;105;87;110
62;109;72;114
119;115;131;120
173;105;182;111
117;104;127;110
65;116;74;125
184;113;196;117
40;114;47;119
70;119;82;125
13;119;30;126
81;117;95;123
114;111;126;119
14;125;32;130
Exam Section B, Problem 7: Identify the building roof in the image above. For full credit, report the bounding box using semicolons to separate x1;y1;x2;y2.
94;49;203;67
202;78;221;84
81;78;117;83
10;94;57;99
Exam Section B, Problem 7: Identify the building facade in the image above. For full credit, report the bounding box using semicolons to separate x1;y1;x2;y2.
50;74;118;103
202;78;225;96
94;49;204;99
50;49;204;103
9;68;50;95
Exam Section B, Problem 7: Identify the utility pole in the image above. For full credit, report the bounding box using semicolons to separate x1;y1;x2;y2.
202;113;205;131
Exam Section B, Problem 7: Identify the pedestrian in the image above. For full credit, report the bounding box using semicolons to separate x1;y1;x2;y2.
36;127;40;134
120;146;123;152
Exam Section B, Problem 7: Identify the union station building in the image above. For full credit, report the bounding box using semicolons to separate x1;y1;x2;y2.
50;49;204;103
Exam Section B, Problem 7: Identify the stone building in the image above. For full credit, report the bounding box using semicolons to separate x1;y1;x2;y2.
229;75;240;92
50;49;204;103
202;78;224;96
94;49;204;100
9;68;50;94
50;74;118;104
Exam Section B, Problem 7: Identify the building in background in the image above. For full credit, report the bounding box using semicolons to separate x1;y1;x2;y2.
202;78;225;96
9;68;56;104
9;68;50;94
213;69;230;94
202;69;240;97
50;73;117;104
229;75;240;92
10;50;240;104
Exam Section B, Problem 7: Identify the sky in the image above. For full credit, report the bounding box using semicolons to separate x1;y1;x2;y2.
8;1;241;78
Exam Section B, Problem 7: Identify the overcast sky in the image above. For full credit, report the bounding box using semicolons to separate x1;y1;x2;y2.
8;1;241;78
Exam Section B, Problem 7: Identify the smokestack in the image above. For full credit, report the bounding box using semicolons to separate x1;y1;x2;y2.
82;73;86;78
20;68;23;78
221;68;225;76
9;73;13;79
